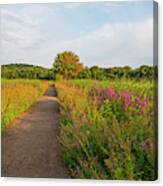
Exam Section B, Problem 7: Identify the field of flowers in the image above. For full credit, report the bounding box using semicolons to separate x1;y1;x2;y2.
1;79;50;131
56;79;157;180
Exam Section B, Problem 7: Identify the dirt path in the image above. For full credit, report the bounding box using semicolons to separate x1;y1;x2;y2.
1;86;68;178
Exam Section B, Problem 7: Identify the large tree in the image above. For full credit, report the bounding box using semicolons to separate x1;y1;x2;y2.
53;51;83;79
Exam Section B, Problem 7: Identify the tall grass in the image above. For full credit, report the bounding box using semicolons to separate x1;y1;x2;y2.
56;79;157;180
1;79;50;130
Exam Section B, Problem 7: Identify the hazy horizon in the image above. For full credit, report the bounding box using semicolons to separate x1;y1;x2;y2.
0;1;153;68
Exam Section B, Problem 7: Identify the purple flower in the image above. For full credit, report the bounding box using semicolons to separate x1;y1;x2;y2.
107;87;117;99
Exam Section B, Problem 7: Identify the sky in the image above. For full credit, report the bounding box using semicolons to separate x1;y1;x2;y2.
0;1;154;68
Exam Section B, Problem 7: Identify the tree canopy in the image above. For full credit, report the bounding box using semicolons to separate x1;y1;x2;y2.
53;51;84;79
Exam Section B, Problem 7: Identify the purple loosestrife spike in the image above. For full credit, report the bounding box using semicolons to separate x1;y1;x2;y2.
107;87;117;99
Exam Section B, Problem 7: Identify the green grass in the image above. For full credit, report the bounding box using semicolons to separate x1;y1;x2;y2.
1;79;50;130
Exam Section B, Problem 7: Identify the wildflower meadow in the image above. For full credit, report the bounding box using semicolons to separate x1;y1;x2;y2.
56;79;157;180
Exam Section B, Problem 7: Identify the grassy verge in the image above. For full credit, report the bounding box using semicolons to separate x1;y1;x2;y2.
1;79;51;131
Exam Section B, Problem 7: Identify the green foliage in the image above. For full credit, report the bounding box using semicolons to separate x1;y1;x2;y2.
99;100;128;123
80;67;91;79
80;65;157;80
1;61;157;81
129;65;157;79
1;64;54;80
53;51;84;79
90;66;106;80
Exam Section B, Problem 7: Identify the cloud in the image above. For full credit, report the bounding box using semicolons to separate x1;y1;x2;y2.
46;18;153;68
0;4;153;68
1;8;45;49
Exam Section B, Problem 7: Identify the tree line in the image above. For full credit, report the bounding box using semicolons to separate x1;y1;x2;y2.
1;64;54;80
81;65;157;80
1;51;157;80
53;51;157;80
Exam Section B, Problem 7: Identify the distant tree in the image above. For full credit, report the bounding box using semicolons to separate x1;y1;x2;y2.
80;67;91;79
90;66;105;80
105;66;132;79
116;66;132;78
139;65;151;78
122;66;132;78
129;65;152;79
106;67;120;79
53;51;83;79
